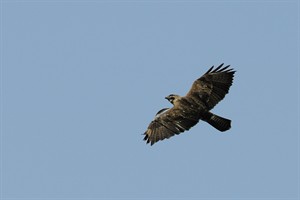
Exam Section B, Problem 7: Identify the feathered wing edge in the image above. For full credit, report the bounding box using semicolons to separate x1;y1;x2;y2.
143;110;199;145
205;63;235;74
199;63;236;109
143;118;181;145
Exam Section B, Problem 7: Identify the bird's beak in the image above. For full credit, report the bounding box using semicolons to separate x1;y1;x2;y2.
165;96;169;100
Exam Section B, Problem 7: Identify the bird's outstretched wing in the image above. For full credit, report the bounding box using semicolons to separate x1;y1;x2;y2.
186;63;235;110
143;108;199;145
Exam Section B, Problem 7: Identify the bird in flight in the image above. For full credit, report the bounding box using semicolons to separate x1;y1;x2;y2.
143;63;236;145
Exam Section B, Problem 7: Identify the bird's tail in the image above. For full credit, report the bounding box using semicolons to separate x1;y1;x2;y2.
205;112;231;132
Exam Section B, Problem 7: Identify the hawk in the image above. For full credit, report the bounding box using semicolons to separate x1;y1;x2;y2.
143;63;235;145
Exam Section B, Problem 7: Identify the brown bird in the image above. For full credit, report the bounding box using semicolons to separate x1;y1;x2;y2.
143;63;235;145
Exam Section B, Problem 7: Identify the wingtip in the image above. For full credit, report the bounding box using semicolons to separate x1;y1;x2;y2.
211;63;224;72
143;132;148;141
205;66;214;74
207;63;236;74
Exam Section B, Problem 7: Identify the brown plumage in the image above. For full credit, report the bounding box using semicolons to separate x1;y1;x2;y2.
143;63;236;145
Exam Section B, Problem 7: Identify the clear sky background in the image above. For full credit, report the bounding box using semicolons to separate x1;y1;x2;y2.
1;0;299;200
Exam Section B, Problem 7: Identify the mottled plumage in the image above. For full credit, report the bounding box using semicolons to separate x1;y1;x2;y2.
143;63;236;145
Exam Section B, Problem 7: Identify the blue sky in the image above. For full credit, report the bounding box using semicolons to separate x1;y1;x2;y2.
1;1;299;199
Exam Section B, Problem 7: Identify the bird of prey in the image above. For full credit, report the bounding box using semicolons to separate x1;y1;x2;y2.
143;63;235;145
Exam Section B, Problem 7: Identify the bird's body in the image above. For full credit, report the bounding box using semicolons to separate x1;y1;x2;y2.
143;64;236;145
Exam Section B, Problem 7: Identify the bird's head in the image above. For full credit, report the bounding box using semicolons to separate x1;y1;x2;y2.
165;94;181;105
